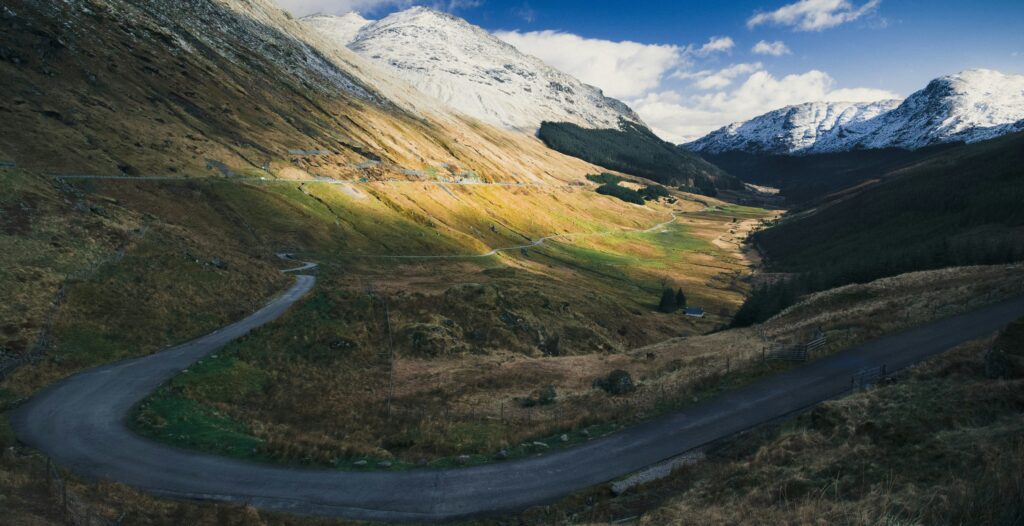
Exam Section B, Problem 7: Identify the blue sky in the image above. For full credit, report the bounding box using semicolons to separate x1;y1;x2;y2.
278;0;1024;141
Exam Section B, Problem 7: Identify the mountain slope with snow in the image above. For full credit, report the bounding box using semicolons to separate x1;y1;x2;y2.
687;69;1024;155
686;100;901;155
304;7;643;133
831;69;1024;151
303;13;371;50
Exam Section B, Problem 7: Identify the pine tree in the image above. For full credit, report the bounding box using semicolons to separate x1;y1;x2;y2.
676;288;686;309
658;288;677;313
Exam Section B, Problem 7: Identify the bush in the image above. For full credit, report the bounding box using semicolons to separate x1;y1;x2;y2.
518;385;558;407
593;370;635;395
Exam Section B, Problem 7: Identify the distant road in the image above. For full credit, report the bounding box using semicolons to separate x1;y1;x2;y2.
51;174;578;189
352;211;681;260
12;259;1024;521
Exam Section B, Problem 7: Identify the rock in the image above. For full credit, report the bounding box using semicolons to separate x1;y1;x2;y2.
495;449;509;460
581;429;591;437
456;455;470;465
377;461;392;468
353;460;368;467
208;257;228;270
559;434;569;443
532;441;549;449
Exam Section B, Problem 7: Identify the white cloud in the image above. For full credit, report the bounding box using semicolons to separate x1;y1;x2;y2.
274;0;478;16
752;40;792;56
631;69;899;143
676;63;765;90
696;36;735;56
747;0;881;31
494;30;683;99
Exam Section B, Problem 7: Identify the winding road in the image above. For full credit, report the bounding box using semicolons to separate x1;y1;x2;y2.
11;256;1024;521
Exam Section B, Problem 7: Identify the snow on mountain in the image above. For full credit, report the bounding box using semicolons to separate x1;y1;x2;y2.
685;100;901;155
302;13;371;50
687;69;1024;155
830;69;1024;151
303;7;644;132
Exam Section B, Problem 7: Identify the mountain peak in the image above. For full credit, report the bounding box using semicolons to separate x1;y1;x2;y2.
687;69;1024;155
306;8;643;132
302;12;372;48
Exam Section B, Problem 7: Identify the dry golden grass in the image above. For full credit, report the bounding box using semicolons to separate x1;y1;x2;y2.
630;335;1024;526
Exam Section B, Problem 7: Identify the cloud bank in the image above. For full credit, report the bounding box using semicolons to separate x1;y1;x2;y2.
632;70;898;142
494;30;683;99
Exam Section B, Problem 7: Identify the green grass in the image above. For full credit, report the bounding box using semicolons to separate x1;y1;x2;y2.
132;393;264;458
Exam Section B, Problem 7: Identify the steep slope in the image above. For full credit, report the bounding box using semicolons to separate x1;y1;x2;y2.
310;7;643;133
733;131;1024;325
0;0;603;182
687;69;1024;155
832;69;1024;151
701;144;958;204
686;100;901;155
302;12;371;48
538;121;740;193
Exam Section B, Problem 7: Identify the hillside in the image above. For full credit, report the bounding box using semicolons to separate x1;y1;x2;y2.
0;0;614;183
308;7;643;133
734;131;1024;325
302;8;742;191
539;121;742;193
0;2;773;522
700;143;958;203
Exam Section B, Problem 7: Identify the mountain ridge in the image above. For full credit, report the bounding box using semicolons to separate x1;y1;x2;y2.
687;69;1024;155
304;7;645;133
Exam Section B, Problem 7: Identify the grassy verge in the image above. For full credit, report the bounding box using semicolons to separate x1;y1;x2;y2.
494;324;1024;526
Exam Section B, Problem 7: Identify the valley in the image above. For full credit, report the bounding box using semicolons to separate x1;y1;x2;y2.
1;0;1023;524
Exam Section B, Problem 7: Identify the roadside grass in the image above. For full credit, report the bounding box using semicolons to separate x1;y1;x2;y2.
132;395;264;459
128;264;1024;472
492;329;1024;526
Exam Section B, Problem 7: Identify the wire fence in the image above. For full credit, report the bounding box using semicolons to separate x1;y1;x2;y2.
40;456;123;526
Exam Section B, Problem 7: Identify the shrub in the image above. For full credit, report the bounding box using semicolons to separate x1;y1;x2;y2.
593;370;635;395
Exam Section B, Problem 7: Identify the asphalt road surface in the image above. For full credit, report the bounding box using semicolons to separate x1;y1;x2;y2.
11;271;1024;522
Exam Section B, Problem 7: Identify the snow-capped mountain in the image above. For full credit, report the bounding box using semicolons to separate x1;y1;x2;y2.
685;100;901;155
303;13;371;50
303;7;643;132
687;69;1024;155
